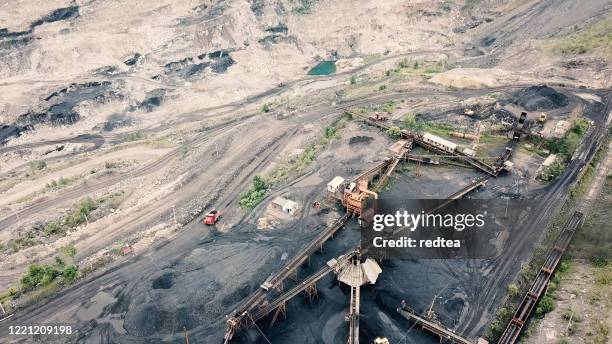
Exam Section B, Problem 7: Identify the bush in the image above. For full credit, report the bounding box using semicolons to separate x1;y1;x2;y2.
325;125;337;139
535;295;555;317
574;119;590;135
63;265;78;281
378;101;396;113
59;244;77;258
350;75;357;84
261;103;271;113
378;84;386;91
595;267;612;285
55;256;64;266
105;161;119;169
562;308;583;322
540;159;566;181
20;264;61;290
589;248;611;267
386;126;402;140
558;260;570;273
20;262;79;291
127;131;145;141
507;283;520;297
239;176;269;209
545;119;590;161
30;161;47;171
554;19;612;56
402;113;427;132
43;222;61;236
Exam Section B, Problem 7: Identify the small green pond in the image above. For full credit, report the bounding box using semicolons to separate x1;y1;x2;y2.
307;61;337;75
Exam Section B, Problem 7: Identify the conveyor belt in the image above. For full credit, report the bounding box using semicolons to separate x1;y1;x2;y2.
497;212;584;344
397;307;473;344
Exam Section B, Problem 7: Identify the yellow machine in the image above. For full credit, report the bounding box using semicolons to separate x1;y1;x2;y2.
538;113;547;123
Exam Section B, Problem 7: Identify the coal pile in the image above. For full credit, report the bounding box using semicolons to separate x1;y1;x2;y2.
154;50;236;80
265;24;289;34
152;272;175;289
0;5;78;51
0;81;121;145
123;303;158;336
349;135;374;145
250;0;265;16
511;85;569;111
0;125;25;144
209;52;235;73
152;57;208;80
102;113;132;131
130;89;165;112
94;65;119;76
123;53;143;66
259;34;298;48
464;46;484;57
16;81;117;127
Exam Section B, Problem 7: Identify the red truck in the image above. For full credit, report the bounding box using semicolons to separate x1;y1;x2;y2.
203;209;221;225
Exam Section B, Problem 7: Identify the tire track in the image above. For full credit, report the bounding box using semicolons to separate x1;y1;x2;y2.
0;121;239;230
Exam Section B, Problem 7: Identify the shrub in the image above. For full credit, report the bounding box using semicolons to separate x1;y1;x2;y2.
350;75;357;84
239;176;269;209
19;262;79;291
554;19;612;56
20;264;61;290
59;244;77;258
325;125;337;139
63;265;78;281
380;101;397;113
574;119;590;135
540;159;566;181
30;161;47;171
535;295;555;317
386;126;402;140
105;161;119;169
507;283;520;297
261;103;271;113
127;131;145;141
45;222;64;236
54;256;64;266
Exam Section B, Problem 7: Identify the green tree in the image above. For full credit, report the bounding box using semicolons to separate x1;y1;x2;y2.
252;175;267;191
